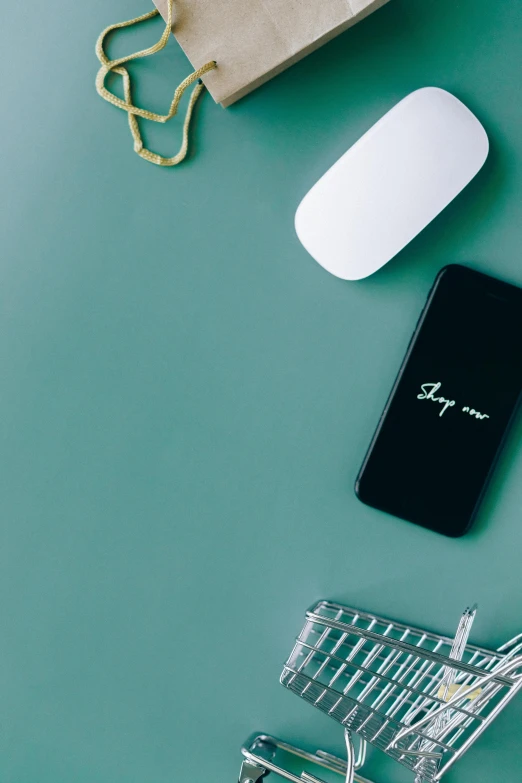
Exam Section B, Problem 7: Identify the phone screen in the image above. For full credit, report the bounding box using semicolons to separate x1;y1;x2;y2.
356;265;522;536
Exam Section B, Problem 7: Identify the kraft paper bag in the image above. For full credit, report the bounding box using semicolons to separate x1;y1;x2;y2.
95;0;389;166
154;0;390;106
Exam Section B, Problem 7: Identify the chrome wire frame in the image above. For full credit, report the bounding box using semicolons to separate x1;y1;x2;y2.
238;732;374;783
280;601;522;783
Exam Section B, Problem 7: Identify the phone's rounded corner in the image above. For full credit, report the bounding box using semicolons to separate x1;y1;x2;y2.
445;528;469;539
442;517;475;538
354;476;365;502
434;263;465;284
457;514;479;538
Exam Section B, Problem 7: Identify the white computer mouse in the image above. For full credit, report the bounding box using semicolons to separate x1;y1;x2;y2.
295;87;489;280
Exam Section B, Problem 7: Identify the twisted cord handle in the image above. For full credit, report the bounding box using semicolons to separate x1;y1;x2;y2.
95;0;217;166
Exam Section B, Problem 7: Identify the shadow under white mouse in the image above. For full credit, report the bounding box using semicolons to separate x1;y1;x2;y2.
295;87;489;281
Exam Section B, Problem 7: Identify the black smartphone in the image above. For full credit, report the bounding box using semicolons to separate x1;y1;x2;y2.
355;264;522;537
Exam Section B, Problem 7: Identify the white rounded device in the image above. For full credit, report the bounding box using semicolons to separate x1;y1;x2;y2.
295;87;489;280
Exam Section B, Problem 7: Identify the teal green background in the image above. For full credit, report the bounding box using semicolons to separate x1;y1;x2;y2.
1;1;521;781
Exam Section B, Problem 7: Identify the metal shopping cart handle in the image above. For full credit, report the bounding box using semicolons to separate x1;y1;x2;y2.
387;653;522;756
239;732;374;783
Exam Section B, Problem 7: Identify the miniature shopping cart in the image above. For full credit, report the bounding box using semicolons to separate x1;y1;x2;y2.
274;600;522;783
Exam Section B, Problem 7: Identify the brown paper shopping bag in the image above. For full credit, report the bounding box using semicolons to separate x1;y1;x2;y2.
96;0;389;166
155;0;391;107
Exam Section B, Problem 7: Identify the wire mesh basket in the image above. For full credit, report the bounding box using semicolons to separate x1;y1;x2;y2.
280;601;522;783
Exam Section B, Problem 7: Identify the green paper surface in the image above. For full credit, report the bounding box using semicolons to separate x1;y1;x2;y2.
0;1;521;781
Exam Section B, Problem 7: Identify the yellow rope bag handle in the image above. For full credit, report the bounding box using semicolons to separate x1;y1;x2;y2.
95;0;217;166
